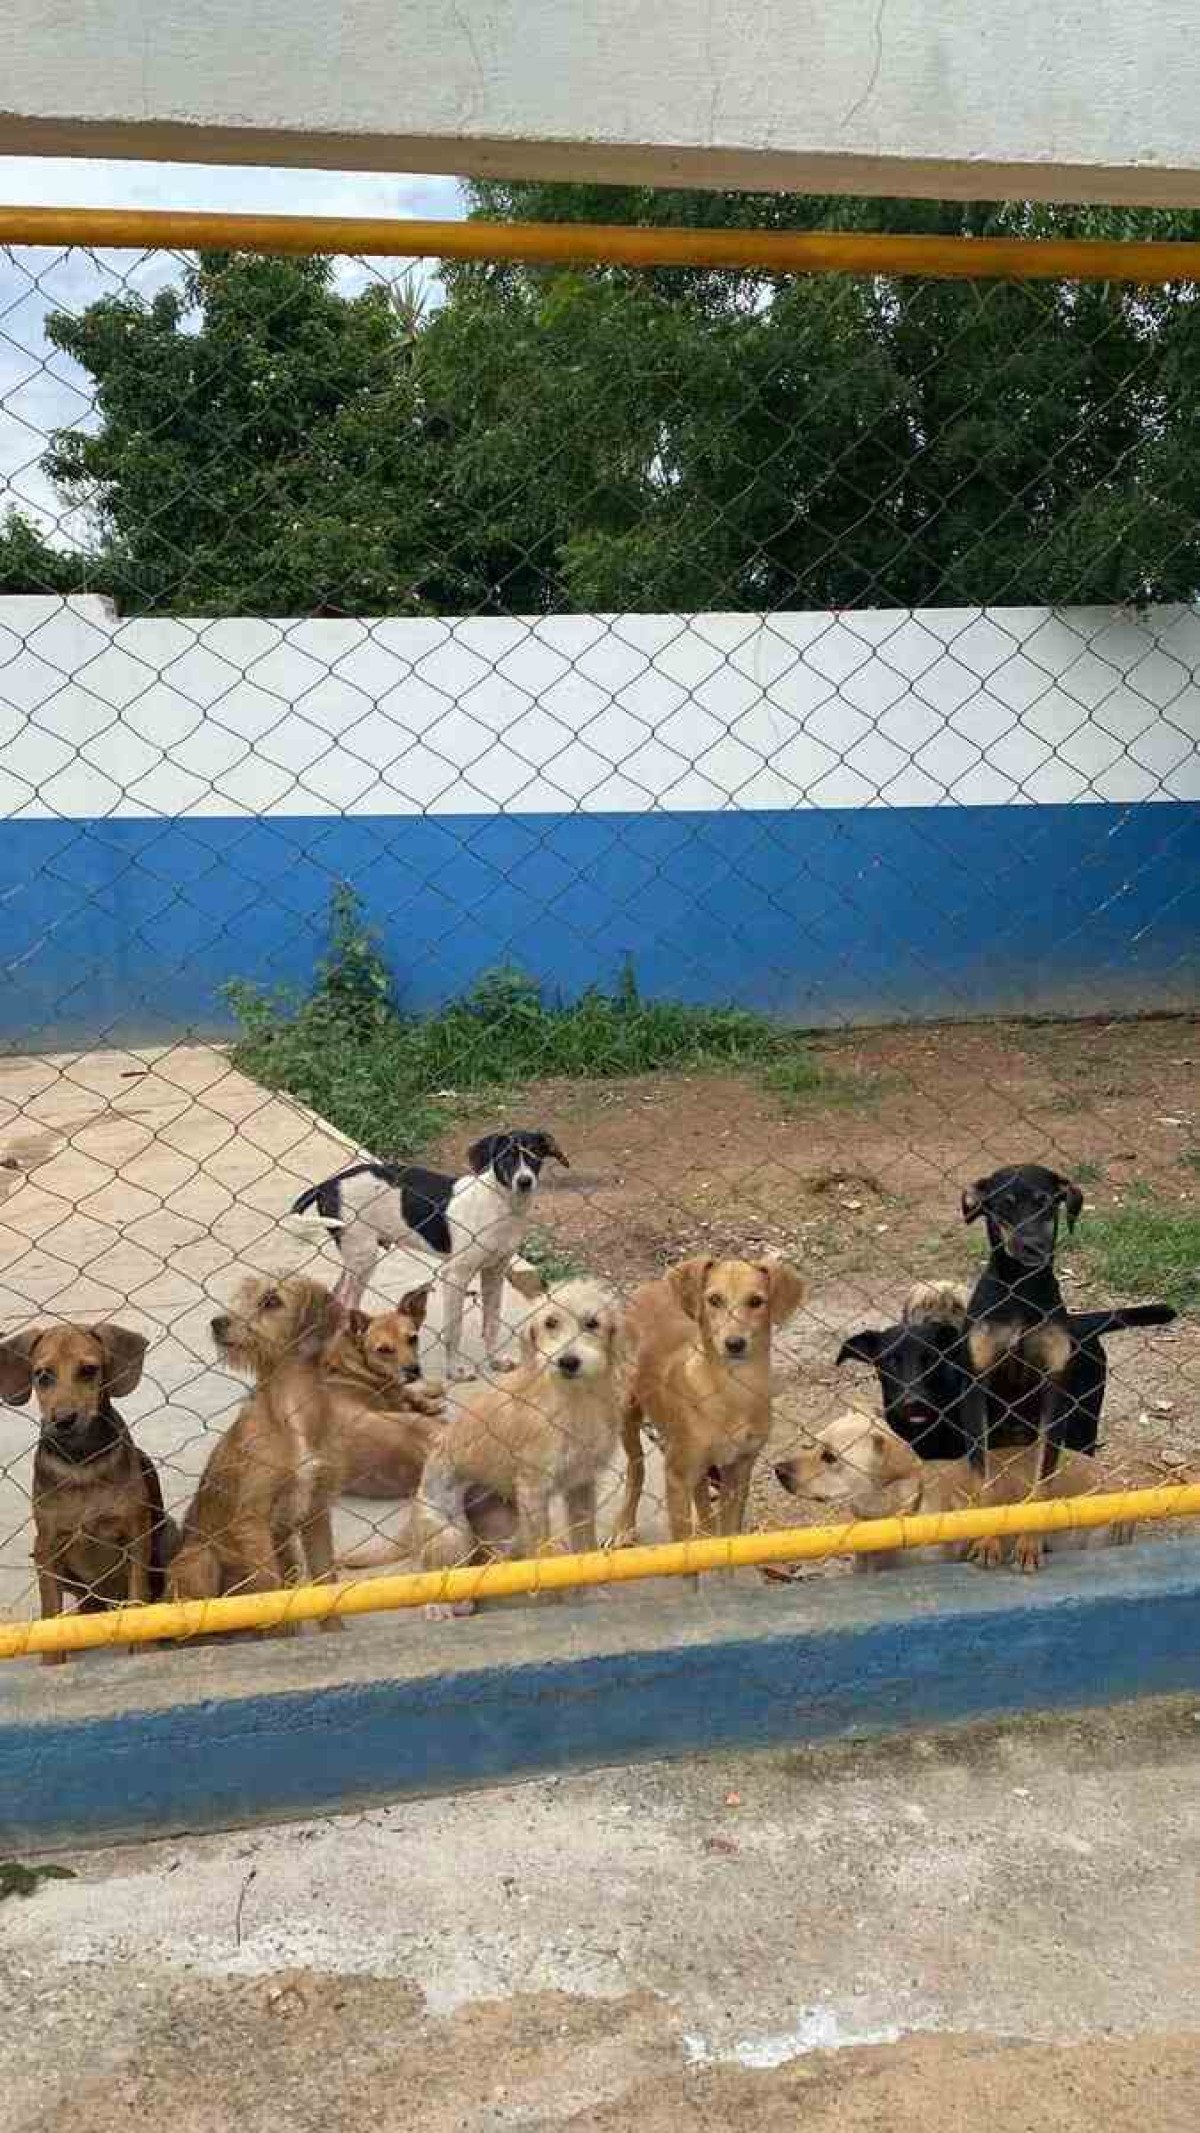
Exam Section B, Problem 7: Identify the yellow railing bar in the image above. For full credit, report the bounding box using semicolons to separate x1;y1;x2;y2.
2;1482;1197;1659
1;209;1199;282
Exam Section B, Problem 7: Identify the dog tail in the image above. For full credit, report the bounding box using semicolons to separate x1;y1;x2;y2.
287;1176;344;1240
1072;1304;1177;1339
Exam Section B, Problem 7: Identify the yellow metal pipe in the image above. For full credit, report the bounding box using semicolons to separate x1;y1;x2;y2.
2;1483;1198;1659
1;208;1199;282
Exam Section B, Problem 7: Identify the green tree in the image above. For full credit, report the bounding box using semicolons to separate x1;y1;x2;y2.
42;251;455;614
33;191;1200;615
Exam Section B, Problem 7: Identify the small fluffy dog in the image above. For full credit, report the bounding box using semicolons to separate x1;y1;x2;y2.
616;1254;806;1549
321;1289;447;1499
169;1275;345;1623
0;1321;173;1660
416;1277;625;1582
774;1410;1130;1571
289;1128;570;1377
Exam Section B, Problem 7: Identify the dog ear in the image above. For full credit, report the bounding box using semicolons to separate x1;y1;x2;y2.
467;1134;504;1175
507;1259;548;1302
667;1257;714;1320
761;1259;805;1326
294;1281;341;1358
961;1177;992;1223
94;1325;148;1398
345;1307;371;1339
398;1285;431;1329
1056;1177;1084;1231
529;1131;569;1167
0;1328;42;1405
868;1423;920;1484
836;1327;890;1367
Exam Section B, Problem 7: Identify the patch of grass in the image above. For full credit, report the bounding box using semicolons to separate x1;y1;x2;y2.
226;886;820;1158
519;1226;589;1284
761;1057;890;1111
0;1860;76;1903
1077;1189;1200;1313
1073;1159;1105;1185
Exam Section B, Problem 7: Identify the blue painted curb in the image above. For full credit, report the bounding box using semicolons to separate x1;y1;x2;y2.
4;1542;1200;1850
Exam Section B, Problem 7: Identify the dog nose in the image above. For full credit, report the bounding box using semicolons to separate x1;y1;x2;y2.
557;1353;581;1376
514;1174;534;1193
211;1314;230;1340
402;1365;421;1383
724;1335;748;1356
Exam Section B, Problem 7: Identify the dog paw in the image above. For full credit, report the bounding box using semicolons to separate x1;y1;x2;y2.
1014;1535;1044;1574
969;1537;1005;1571
423;1600;476;1621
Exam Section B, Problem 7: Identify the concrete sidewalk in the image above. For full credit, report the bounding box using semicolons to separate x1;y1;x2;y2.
3;1701;1199;2131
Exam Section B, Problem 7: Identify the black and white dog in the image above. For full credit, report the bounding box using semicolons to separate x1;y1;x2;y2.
289;1130;569;1377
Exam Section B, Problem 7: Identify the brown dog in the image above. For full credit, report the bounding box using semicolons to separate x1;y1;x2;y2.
0;1322;171;1662
169;1275;345;1625
322;1289;447;1499
616;1255;806;1550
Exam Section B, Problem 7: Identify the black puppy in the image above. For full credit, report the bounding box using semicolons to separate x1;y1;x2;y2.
839;1278;1176;1464
289;1127;569;1376
962;1162;1096;1569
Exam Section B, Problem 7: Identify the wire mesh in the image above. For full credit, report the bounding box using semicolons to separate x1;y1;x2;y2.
0;238;1196;1654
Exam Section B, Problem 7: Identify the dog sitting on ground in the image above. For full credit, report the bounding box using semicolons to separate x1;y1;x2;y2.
0;1322;174;1661
288;1128;570;1379
838;1277;1176;1468
169;1275;345;1625
410;1277;625;1607
615;1254;806;1551
774;1409;1131;1571
320;1289;447;1499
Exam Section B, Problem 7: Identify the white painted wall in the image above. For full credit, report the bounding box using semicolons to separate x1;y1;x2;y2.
1;598;1196;821
2;1;1200;206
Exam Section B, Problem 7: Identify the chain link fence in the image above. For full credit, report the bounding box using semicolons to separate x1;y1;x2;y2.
0;237;1197;1652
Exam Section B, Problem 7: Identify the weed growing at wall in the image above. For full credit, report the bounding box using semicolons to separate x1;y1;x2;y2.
226;886;821;1157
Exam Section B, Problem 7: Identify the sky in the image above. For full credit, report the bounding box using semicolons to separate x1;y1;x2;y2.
0;156;466;540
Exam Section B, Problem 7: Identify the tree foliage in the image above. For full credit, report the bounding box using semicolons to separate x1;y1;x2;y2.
15;190;1200;614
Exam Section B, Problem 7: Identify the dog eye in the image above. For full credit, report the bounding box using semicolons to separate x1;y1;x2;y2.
820;1446;837;1465
376;1345;394;1359
34;1367;55;1390
583;1315;600;1332
706;1293;724;1309
543;1314;561;1333
260;1292;283;1311
77;1363;99;1382
746;1295;764;1310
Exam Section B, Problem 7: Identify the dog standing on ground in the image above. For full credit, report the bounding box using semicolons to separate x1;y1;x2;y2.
960;1162;1089;1571
0;1322;172;1661
774;1410;1132;1571
616;1254;806;1551
289;1129;569;1377
169;1275;346;1623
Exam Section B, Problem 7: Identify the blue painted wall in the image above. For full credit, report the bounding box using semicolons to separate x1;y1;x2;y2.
1;801;1196;1045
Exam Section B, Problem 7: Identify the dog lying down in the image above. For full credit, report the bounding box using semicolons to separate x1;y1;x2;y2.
774;1410;1132;1571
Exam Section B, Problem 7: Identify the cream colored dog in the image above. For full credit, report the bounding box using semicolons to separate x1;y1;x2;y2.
774;1410;1131;1571
416;1278;626;1580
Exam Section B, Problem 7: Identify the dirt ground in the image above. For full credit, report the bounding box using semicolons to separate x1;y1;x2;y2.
431;1014;1200;1528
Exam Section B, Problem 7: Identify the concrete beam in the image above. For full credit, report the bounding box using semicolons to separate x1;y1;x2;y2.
4;1541;1200;1850
1;2;1200;207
